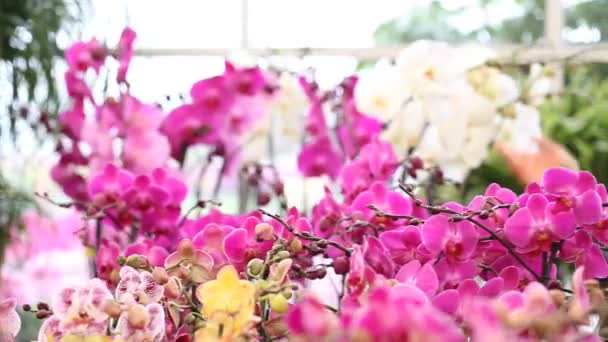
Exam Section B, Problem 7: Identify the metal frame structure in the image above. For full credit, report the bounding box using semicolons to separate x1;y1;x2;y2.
133;0;608;63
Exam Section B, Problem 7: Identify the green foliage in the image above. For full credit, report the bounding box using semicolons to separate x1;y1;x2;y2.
0;174;33;265
0;0;85;140
540;66;608;183
374;0;607;44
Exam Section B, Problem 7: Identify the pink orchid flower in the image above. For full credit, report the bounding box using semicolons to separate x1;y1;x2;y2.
115;266;164;305
421;211;479;262
116;27;136;83
395;260;439;296
114;303;165;341
541;167;602;225
297;135;343;179
505;193;576;253
287;293;339;339
0;298;20;340
559;230;608;279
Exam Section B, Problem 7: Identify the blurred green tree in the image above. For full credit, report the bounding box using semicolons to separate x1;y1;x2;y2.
375;0;607;44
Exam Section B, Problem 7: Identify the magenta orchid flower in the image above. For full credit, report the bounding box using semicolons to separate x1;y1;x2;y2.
192;222;234;268
65;38;106;73
379;225;425;266
297;135;343;179
541;167;602;225
559;230;608;279
287;293;339;339
395;260;439;296
351;182;412;218
116;27;136;83
421;211;479;262
223;216;274;270
342;285;464;342
311;186;344;239
362;236;395;279
505;193;576;253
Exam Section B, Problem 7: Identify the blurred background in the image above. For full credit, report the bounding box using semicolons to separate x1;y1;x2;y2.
2;0;608;338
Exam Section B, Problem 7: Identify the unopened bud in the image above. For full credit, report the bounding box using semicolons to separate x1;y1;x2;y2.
177;239;195;259
257;193;271;206
178;265;191;280
152;267;169;285
104;299;122;318
434;168;444;184
22;304;31;311
117;255;127;265
549;289;566;306
185;312;197;324
289;238;303;254
273;182;284;195
410;156;423;170
270;294;289;314
281;289;293;299
309;267;327;279
36;302;50;311
255;223;274;241
36;310;52;319
275;251;291;260
509;202;520;215
164;277;182;299
127;304;150;329
126;254;150;269
247;258;265;277
333;256;350;275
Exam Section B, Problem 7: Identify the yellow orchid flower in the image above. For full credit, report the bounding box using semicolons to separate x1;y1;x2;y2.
195;265;256;340
60;335;122;342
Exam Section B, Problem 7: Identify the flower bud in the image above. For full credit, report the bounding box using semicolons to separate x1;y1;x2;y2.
104;299;122;318
270;294;289;314
255;223;274;241
289;238;303;254
117;255;127;265
509;202;520;215
22;304;31;312
410;156;423;170
185;312;197;324
281;289;293;299
126;254;150;269
247;258;265;277
177;239;195;259
333;256;350;275
549;289;566;306
36;302;50;311
308;267;327;279
36;310;52;319
257;192;271;206
164;277;182;299
273;182;284;195
178;265;191;280
275;250;291;260
127;304;150;329
152;267;169;285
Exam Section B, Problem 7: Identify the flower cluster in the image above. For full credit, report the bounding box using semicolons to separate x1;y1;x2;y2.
354;41;542;182
5;28;608;342
52;27;172;202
